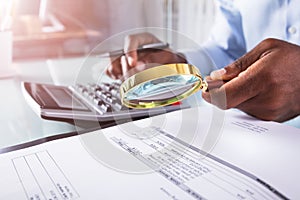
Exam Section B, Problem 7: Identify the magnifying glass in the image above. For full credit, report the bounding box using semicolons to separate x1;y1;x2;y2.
120;63;208;109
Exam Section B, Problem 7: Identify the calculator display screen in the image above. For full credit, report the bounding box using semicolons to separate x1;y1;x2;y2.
44;86;88;111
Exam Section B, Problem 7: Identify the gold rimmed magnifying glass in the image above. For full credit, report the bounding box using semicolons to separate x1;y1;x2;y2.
120;63;208;109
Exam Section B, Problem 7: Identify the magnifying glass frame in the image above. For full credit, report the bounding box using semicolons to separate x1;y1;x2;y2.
120;63;208;109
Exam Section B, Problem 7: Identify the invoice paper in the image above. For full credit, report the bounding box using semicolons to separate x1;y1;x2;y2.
0;106;299;199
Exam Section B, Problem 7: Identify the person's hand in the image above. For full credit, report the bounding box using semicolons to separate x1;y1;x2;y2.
106;32;187;79
202;38;300;122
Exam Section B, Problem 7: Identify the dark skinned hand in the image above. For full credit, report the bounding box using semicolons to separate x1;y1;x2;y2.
202;38;300;122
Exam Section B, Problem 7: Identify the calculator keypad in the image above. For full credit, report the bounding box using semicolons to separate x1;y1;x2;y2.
75;82;124;113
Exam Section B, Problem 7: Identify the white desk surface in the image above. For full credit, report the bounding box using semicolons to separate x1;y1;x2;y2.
0;55;112;149
0;56;299;150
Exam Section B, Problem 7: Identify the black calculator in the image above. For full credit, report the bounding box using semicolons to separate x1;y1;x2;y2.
22;81;188;122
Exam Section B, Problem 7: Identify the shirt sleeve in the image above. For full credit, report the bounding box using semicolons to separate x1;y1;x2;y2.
183;0;247;74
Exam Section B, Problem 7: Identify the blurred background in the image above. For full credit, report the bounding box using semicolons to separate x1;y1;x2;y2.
7;0;216;60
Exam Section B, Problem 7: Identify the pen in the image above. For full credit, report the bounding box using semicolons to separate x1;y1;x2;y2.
98;42;169;58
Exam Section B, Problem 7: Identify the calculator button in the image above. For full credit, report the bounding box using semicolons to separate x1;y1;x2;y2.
106;97;113;104
114;102;122;110
100;93;107;99
88;93;95;100
93;97;104;106
82;90;89;97
100;104;112;112
95;90;104;97
110;89;118;96
111;97;118;104
100;83;110;91
105;92;112;98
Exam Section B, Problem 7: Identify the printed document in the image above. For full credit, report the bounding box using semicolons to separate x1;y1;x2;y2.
0;106;299;199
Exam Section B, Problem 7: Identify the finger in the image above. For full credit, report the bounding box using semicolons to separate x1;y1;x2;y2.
210;68;227;80
124;33;160;67
203;63;261;109
121;56;148;80
202;86;227;109
106;56;123;79
105;66;118;80
121;55;130;79
202;78;225;104
206;79;225;91
210;41;269;81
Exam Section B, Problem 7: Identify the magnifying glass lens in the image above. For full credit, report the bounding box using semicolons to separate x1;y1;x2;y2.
124;75;199;102
120;64;207;109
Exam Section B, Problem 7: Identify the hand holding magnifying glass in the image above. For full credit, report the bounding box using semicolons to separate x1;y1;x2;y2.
120;63;225;109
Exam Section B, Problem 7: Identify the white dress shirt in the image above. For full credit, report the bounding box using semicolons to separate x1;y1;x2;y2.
184;0;300;76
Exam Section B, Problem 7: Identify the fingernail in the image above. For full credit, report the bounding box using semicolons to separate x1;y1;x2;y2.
210;68;226;80
127;57;134;66
205;76;212;81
